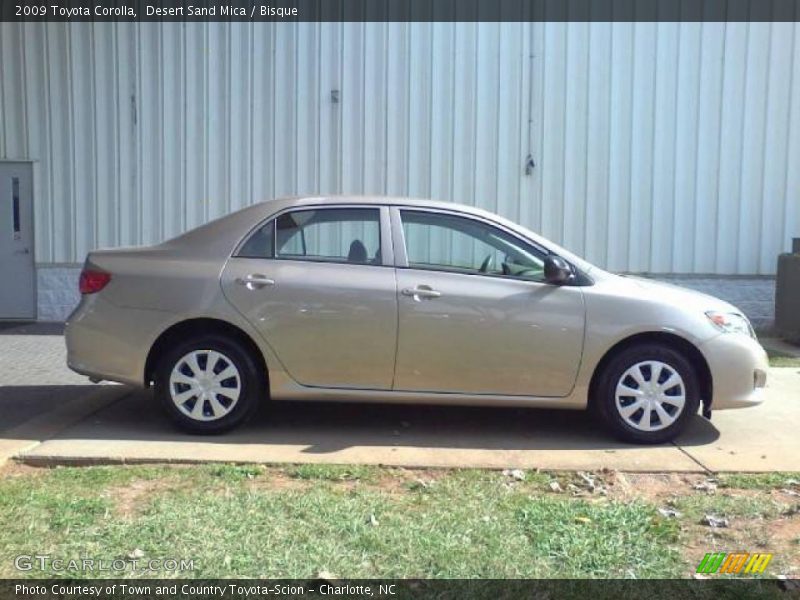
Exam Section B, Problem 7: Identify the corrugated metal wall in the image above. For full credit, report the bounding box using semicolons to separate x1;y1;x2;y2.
0;21;798;274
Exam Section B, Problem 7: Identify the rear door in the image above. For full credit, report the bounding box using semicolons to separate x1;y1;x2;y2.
221;205;398;390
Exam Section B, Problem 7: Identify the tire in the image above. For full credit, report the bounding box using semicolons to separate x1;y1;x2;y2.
154;333;265;434
594;343;700;444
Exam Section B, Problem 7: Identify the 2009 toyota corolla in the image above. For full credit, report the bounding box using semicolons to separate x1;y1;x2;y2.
65;196;768;443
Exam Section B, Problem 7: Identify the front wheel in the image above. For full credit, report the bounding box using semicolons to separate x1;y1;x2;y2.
594;343;700;444
154;334;265;434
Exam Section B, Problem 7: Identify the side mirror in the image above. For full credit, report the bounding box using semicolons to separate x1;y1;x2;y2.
544;255;573;285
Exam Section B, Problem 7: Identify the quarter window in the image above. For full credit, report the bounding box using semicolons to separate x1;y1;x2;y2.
238;220;275;258
400;210;546;280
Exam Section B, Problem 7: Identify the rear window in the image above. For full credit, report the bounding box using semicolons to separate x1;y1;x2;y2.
236;207;382;266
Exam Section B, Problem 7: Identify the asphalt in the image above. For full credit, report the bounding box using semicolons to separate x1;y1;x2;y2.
1;327;798;472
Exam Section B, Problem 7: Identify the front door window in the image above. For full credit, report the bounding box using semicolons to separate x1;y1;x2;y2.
400;210;546;280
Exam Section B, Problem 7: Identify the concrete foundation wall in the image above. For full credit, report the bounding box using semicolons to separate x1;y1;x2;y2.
644;276;775;333
37;267;81;322
35;266;776;332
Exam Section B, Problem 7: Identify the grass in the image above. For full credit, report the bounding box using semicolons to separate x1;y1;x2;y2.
670;491;789;521
0;465;797;580
768;354;800;368
285;463;379;483
718;472;800;490
766;348;800;368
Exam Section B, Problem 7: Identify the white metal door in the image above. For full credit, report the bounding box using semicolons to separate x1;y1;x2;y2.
0;162;35;319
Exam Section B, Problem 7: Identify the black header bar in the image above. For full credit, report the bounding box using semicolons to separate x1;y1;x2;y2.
0;579;797;600
3;0;800;22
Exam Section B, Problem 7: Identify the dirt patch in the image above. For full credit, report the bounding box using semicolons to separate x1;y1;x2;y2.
767;517;800;552
544;471;713;503
773;488;800;505
105;477;188;518
0;461;52;480
87;465;456;510
245;471;312;492
607;472;717;502
262;466;451;494
369;468;449;493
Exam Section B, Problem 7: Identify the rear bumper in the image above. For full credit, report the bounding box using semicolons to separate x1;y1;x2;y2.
700;333;769;410
66;295;171;387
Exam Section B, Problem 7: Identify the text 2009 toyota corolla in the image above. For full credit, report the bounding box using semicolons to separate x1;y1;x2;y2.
65;196;768;443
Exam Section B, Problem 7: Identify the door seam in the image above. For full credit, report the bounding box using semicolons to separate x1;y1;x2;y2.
390;267;401;390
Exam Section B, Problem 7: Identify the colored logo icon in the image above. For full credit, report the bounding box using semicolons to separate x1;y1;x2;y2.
697;552;773;574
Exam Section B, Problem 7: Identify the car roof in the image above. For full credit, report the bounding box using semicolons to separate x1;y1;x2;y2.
256;195;594;270
165;194;595;273
257;194;533;228
264;194;481;212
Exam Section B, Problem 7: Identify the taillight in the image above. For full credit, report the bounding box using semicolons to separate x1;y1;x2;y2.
79;269;111;294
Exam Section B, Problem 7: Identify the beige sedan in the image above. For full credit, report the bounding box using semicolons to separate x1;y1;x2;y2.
65;196;768;443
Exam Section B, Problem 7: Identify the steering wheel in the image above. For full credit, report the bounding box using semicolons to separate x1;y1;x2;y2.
479;254;494;273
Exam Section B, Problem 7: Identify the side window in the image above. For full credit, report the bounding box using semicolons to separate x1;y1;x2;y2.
238;220;275;258
275;208;381;264
400;210;546;280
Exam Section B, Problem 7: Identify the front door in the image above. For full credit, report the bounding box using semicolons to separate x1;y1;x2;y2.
0;162;35;320
222;205;398;390
393;208;585;397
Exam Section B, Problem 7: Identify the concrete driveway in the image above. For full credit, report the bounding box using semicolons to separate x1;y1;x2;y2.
1;324;799;472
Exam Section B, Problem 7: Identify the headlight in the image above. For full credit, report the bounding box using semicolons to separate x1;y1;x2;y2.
705;311;754;337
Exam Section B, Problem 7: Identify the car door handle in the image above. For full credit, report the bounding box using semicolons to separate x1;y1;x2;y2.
236;274;275;289
401;287;441;301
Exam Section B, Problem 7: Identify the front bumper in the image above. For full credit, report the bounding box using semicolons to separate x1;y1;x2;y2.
699;333;769;410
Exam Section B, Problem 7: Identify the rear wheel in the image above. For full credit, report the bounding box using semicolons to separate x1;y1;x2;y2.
154;334;264;434
594;343;700;444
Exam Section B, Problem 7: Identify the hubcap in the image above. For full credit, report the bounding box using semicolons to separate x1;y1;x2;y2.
169;350;241;422
614;360;686;432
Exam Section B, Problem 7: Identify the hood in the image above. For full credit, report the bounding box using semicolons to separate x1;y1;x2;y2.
616;275;742;314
